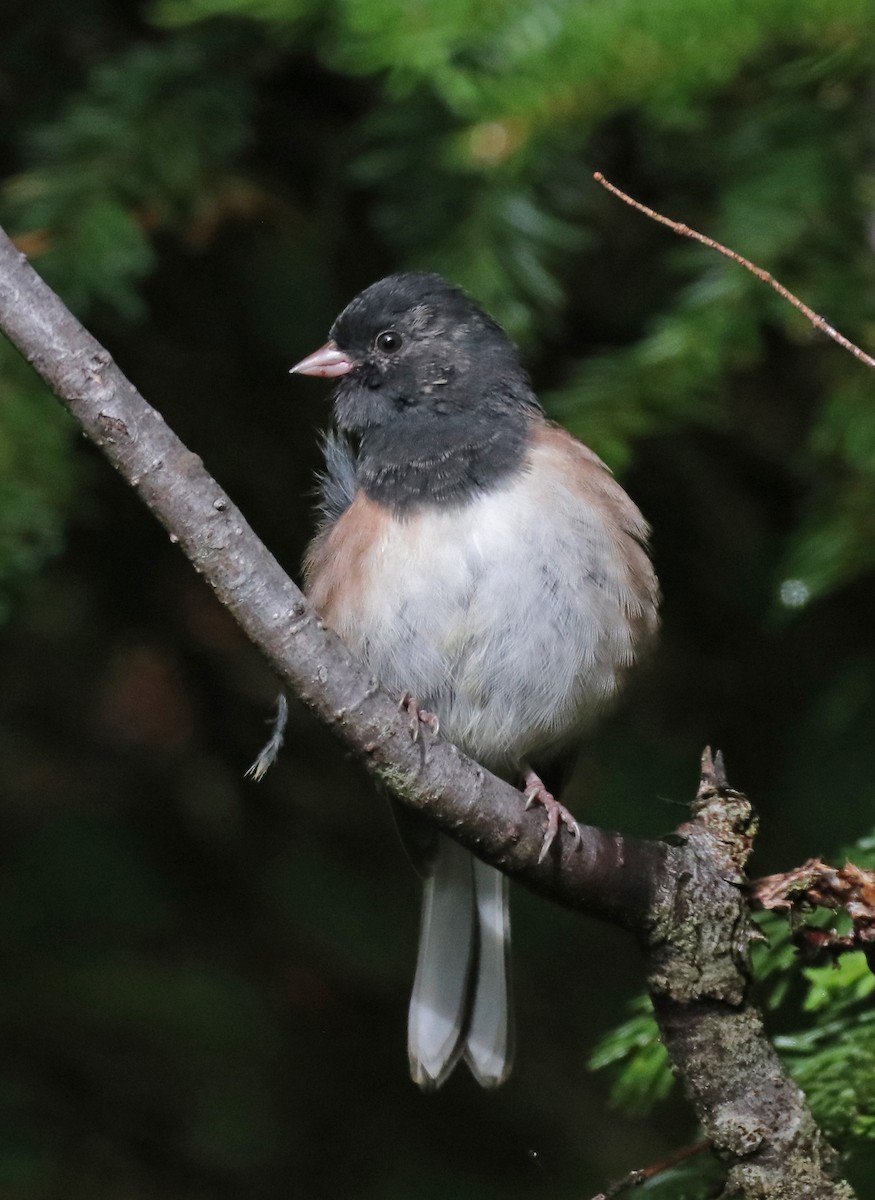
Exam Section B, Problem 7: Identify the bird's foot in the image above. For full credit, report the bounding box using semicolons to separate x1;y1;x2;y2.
523;767;581;863
399;693;440;743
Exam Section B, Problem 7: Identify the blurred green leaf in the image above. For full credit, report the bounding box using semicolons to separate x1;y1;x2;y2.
589;994;674;1116
0;346;76;623
2;36;254;316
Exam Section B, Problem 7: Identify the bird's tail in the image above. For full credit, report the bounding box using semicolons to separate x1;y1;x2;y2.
407;835;513;1089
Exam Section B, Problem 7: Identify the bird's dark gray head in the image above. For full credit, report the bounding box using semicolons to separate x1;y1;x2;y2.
294;272;541;510
327;272;534;432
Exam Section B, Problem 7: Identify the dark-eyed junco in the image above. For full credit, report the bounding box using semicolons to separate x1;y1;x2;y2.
292;273;658;1090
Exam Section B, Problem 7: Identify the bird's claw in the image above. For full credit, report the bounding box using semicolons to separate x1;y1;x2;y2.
399;693;440;743
524;769;581;863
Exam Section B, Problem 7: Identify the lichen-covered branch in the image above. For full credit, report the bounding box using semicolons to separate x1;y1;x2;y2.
0;225;856;1198
647;754;854;1198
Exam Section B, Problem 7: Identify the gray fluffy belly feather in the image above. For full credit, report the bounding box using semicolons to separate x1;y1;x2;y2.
313;438;646;776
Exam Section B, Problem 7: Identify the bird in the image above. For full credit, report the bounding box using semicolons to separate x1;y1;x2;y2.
291;272;659;1090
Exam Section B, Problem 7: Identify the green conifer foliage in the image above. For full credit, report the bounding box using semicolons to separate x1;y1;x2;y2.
3;3;875;1195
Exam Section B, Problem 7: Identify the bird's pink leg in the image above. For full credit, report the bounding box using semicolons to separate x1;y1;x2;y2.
399;693;440;742
523;767;581;863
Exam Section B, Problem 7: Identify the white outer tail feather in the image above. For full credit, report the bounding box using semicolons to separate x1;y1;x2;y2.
464;856;513;1086
407;836;512;1089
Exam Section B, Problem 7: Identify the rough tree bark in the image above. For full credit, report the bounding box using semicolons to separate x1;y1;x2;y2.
0;226;856;1199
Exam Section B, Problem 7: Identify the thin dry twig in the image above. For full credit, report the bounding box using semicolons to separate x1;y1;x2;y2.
589;1138;713;1199
593;171;875;371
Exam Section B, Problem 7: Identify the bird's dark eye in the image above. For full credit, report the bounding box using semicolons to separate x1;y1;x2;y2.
375;330;403;353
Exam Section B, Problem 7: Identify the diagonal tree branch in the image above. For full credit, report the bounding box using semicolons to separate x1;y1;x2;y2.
0;225;855;1199
0;226;661;927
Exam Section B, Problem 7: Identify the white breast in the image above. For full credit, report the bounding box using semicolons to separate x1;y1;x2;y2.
318;438;650;775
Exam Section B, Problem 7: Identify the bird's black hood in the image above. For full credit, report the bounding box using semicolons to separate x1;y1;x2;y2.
307;273;542;511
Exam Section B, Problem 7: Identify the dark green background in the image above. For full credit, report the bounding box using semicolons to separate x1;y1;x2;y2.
2;1;875;1195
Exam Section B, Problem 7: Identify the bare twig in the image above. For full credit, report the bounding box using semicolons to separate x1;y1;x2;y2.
593;171;875;371
589;1138;713;1200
